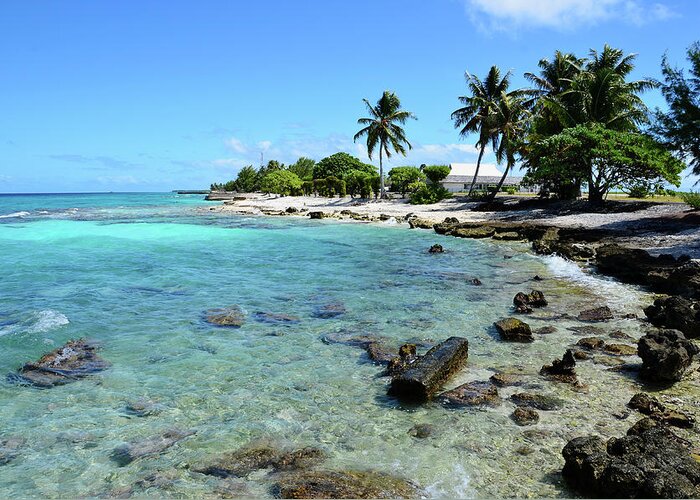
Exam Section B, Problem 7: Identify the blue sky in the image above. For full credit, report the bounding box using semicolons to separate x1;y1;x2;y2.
1;0;698;192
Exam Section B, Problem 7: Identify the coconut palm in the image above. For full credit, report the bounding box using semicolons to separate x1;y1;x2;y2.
451;66;512;196
353;91;416;199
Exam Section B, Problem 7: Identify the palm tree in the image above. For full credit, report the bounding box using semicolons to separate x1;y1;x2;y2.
451;66;511;196
487;93;530;202
353;91;416;199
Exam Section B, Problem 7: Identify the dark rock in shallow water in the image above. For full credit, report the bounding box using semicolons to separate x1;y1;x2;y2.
272;470;422;499
568;325;605;336
408;424;433;439
562;424;700;498
195;445;326;478
610;330;634;341
388;337;469;402
124;398;165;417
540;350;579;385
308;211;325;219
437;381;500;408
205;305;246;327
638;329;699;382
313;302;346;319
512;407;539;426
0;437;25;466
493;318;533;342
644;296;700;338
470;277;482;286
9;339;110;388
627;393;695;428
386;344;417;375
428;244;444;254
489;371;522;387
252;311;301;325
365;342;397;364
513;290;548;310
577;337;606;350
111;428;195;465
604;343;637;356
510;392;565;411
535;326;557;335
320;331;383;348
577;306;614;322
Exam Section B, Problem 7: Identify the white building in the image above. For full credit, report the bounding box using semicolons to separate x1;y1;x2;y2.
441;163;533;193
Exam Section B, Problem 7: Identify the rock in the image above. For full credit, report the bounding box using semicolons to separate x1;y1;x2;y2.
610;330;634;340
573;349;591;360
320;332;383;348
627;393;695;428
470;278;482;286
408;424;433;439
308;211;325;219
285;207;299;213
205;305;246;327
604;344;638;356
452;226;496;239
407;217;434;229
196;445;326;478
428;244;444;253
562;424;700;498
576;337;606;350
272;470;422;499
437;381;500;407
252;312;301;325
644;296;700;338
111;428;196;465
124;398;165;417
365;342;397;364
489;372;522;387
513;290;548;310
388;337;469;402
638;329;699;382
443;217;459;224
535;326;557;335
533;275;544;281
8;339;111;388
0;437;25;466
492;231;522;241
512;407;539;426
134;470;180;492
628;393;665;414
313;302;346;319
540;350;579;385
578;306;613;322
386;344;417;375
510;392;565;411
568;325;605;336
493;318;533;342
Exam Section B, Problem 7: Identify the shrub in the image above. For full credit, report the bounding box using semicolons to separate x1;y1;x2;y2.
469;190;492;201
505;186;518;195
422;165;451;185
680;191;700;210
388;166;426;196
409;183;452;205
301;180;314;196
259;170;302;196
628;184;650;199
313;152;376;180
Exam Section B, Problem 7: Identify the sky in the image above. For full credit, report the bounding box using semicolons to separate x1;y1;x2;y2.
1;0;698;193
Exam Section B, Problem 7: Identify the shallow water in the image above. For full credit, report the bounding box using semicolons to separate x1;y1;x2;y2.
0;193;660;497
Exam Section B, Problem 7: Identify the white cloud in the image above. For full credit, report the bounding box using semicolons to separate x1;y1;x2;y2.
223;137;248;154
257;140;273;151
95;175;140;185
464;0;674;31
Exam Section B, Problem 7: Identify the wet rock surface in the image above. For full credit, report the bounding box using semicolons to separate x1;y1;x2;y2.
644;296;700;338
195;444;326;478
205;305;246;327
562;424;700;498
386;344;417;375
535;326;557;335
489;371;522;387
313;302;347;319
512;407;539;426
627;393;695;428
428;244;444;253
510;392;565;411
124;398;165;417
638;329;699;382
111;428;195;465
0;437;25;466
407;424;433;439
438;381;501;408
513;290;547;313
252;312;301;325
540;350;579;385
577;306;613;322
493;318;533;342
272;470;422;499
9;339;110;388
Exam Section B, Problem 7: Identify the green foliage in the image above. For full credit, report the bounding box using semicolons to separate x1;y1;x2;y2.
524;124;684;205
233;165;258;192
627;185;650;198
301;180;314;196
680;191;700;210
287;157;316;181
422;165;451;185
409;183;452;205
345;170;378;198
354;91;417;198
388;166;426;196
505;186;517;195
259;170;302;196
313;152;375;180
654;42;700;176
210;182;223;191
223;180;237;191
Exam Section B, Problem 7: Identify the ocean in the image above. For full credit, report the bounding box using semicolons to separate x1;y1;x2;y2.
0;192;653;497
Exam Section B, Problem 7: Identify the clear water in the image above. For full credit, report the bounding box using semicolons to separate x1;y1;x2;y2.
0;193;659;497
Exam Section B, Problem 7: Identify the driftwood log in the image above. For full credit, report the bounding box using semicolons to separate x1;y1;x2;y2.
388;336;469;402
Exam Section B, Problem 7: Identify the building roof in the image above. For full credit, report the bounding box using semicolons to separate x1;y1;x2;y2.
443;175;523;185
448;162;502;177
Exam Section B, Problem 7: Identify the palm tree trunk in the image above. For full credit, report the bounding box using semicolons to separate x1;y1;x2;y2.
487;163;511;202
379;146;385;199
468;145;485;196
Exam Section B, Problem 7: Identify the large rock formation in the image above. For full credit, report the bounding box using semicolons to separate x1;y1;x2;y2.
637;329;698;382
644;296;700;338
493;318;533;342
195;444;326;478
9;339;110;387
272;470;422;499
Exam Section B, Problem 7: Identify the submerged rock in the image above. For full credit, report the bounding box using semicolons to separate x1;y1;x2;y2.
638;329;699;382
644;296;700;338
577;337;606;350
320;331;383;348
577;306;614;322
493;318;533;342
513;290;548;312
407;424;434;439
535;326;557;335
111;428;195;465
540;350;579;385
627;393;695;428
252;311;301;325
428;244;444;254
510;392;565;411
604;344;637;356
313;302;347;319
489;371;522;387
9;339;110;388
0;437;25;466
205;305;246;327
562;424;700;498
272;470;422;499
124;398;165;417
195;445;327;478
437;381;501;408
512;407;539;426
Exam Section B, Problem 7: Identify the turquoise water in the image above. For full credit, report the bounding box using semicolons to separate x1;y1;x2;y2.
0;193;655;497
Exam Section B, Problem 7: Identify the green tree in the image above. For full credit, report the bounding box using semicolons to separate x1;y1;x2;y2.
287;157;316;181
654;42;700;176
452;66;511;195
524;124;683;205
259;170;302;196
313;152;375;180
422;165;451;184
354;91;416;199
387;166;426;196
233;165;258;192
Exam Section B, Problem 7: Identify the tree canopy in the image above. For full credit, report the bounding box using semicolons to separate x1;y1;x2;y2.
313;152;375;180
259;170;302;196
